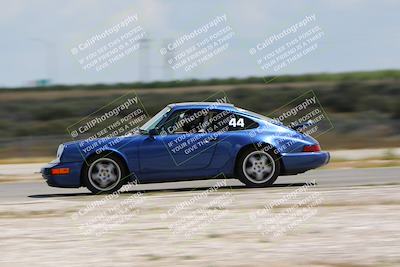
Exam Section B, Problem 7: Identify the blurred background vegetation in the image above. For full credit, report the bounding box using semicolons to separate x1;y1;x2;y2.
0;70;399;159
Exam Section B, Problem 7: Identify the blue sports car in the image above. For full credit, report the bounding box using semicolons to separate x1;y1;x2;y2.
41;102;330;193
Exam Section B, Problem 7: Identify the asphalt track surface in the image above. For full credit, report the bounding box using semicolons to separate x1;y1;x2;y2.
1;167;399;266
0;167;398;203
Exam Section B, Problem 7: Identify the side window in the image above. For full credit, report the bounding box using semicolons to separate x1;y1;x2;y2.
227;115;258;131
159;109;208;135
205;110;259;133
158;109;259;134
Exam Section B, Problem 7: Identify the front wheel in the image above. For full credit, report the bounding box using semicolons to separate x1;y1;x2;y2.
83;154;128;194
236;147;280;187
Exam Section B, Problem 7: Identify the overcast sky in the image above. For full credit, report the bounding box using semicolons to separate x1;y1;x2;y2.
1;0;399;87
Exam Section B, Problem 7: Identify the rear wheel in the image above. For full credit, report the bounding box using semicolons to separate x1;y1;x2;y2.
83;154;128;194
236;147;280;187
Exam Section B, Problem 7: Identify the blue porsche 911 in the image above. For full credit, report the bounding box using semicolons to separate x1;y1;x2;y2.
41;102;330;193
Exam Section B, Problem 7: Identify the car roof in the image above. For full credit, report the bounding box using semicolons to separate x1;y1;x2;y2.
168;102;236;110
167;102;272;124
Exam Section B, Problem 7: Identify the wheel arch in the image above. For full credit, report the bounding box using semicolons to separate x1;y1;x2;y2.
234;142;285;175
80;150;130;187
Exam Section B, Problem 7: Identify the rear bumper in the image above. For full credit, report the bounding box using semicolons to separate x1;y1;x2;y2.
280;151;330;175
41;161;82;188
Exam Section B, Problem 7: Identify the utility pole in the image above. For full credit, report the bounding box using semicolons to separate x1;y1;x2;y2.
138;38;151;82
162;39;175;80
30;38;57;86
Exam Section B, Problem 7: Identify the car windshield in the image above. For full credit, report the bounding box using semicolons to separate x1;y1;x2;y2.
139;106;171;133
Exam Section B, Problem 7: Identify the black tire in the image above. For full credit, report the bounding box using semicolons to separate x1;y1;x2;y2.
236;146;280;187
83;153;129;194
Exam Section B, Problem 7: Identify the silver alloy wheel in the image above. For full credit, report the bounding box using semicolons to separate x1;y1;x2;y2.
88;158;121;191
242;151;275;184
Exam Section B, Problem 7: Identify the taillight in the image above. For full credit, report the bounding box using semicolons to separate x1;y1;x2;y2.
303;144;321;152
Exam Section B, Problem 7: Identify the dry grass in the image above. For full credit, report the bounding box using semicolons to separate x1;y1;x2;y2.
0;157;53;164
0;81;336;102
324;159;400;169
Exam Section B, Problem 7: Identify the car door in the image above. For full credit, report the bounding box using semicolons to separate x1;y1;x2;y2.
138;108;218;174
203;110;260;170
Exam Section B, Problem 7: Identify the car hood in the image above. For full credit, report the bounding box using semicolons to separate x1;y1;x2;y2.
63;133;143;150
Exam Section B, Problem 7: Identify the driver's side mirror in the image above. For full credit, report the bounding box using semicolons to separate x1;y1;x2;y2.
148;128;158;136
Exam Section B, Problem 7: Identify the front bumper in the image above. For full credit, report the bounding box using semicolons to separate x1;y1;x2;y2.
280;151;330;175
41;161;83;188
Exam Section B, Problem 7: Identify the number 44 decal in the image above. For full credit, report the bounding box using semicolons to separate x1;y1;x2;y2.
229;117;245;127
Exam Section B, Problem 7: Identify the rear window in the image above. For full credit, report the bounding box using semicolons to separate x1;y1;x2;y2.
209;110;259;132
